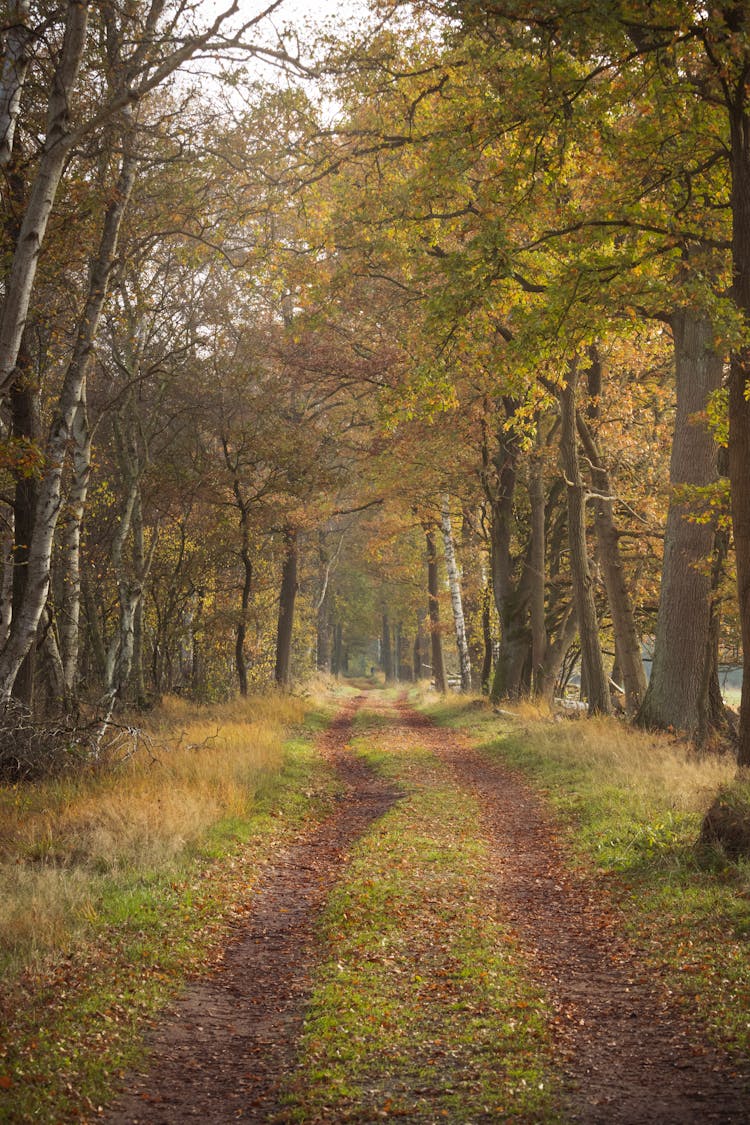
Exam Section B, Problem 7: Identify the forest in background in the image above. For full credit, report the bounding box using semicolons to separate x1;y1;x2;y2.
1;0;750;770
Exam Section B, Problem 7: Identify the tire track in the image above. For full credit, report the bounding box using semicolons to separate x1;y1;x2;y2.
105;695;399;1124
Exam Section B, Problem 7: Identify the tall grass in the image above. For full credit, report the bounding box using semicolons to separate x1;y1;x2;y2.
426;691;735;817
511;705;734;814
0;692;308;965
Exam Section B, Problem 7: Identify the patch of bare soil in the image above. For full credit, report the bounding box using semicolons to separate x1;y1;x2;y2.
103;696;399;1124
395;698;750;1124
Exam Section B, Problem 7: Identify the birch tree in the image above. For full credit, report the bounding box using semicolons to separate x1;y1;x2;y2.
440;496;471;691
0;0;291;703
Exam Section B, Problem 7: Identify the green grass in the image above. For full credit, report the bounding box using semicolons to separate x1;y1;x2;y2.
283;710;561;1123
0;717;339;1124
425;696;750;1057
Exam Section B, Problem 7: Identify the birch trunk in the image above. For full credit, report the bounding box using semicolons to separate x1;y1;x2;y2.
0;0;32;171
426;526;447;694
104;474;138;696
9;329;39;707
0;137;137;700
131;492;147;706
315;533;332;673
59;392;91;699
440;496;471;691
0;0;89;401
104;481;156;703
0;514;13;646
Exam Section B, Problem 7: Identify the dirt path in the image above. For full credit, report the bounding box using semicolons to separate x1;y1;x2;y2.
104;691;750;1124
392;697;750;1124
104;695;399;1124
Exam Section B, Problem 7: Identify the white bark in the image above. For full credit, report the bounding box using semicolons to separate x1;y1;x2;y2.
440;496;472;692
0;139;137;700
0;512;13;645
0;0;89;400
0;0;252;406
59;391;91;696
0;0;32;171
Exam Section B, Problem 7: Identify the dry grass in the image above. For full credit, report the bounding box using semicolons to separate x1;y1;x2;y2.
422;688;736;818
518;712;735;815
0;692;308;962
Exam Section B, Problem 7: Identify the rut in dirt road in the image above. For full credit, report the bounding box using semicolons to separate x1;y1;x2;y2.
105;696;399;1125
395;699;750;1125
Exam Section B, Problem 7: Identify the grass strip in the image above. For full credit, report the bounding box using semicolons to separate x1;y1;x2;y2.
426;697;750;1058
0;711;338;1123
284;710;561;1123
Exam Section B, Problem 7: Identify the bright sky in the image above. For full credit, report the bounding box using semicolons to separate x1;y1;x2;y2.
194;0;377;95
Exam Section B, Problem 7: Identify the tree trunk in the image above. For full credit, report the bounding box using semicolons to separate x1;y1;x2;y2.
59;391;91;702
413;609;425;681
440;496;472;691
274;526;298;688
528;433;548;695
131;493;148;707
559;361;611;716
316;593;331;673
0;514;13;647
487;402;530;701
38;603;64;711
82;567;107;686
728;99;750;767
426;526;447;694
9;329;39;708
639;311;723;736
577;351;647;717
0;0;89;401
0;137;137;700
332;622;343;677
104;477;139;701
481;583;493;692
697;522;732;746
382;610;394;681
0;0;32;172
235;519;252;697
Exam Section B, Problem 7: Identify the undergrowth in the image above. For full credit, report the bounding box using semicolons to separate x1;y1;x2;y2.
0;693;337;1122
284;709;561;1123
426;695;750;1057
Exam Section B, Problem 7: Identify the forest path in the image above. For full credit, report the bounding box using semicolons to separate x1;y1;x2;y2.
103;689;749;1124
386;696;750;1124
104;693;400;1124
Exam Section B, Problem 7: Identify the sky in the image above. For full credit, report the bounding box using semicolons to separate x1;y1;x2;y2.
194;0;377;94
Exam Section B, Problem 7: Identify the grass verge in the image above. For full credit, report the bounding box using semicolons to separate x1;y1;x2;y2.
284;708;561;1123
0;694;338;1123
424;695;750;1058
